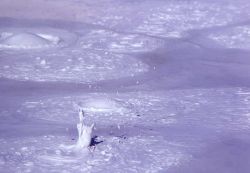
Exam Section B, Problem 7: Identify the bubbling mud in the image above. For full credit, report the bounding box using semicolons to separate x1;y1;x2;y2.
0;27;76;50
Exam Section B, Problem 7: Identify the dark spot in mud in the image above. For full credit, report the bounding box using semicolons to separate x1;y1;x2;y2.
90;135;104;147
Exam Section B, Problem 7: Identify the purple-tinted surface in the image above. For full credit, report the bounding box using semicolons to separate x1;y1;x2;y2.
1;0;250;172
